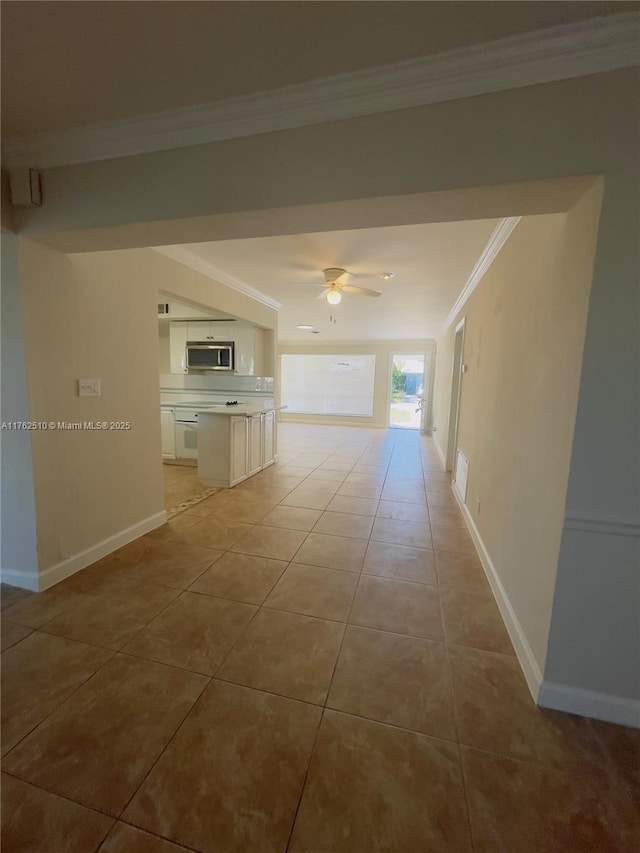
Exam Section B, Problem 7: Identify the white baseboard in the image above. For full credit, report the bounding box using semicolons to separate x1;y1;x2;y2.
432;433;447;470
538;681;640;729
0;567;40;592
7;511;167;593
451;487;543;702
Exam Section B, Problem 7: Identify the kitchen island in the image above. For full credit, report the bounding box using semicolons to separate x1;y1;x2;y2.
197;405;285;488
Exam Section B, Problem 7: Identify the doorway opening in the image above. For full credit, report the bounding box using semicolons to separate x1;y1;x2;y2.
389;354;426;430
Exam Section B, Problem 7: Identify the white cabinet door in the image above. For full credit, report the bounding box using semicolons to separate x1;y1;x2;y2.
169;322;188;374
234;326;255;375
188;321;237;341
247;414;263;476
230;416;248;485
262;410;276;467
161;409;176;458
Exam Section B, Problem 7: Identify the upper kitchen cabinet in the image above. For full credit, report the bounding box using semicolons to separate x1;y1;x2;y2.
186;321;237;341
168;320;266;375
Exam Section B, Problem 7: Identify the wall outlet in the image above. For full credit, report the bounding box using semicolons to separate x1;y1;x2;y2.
78;379;101;397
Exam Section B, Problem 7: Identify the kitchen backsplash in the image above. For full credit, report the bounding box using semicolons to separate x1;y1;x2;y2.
160;373;274;393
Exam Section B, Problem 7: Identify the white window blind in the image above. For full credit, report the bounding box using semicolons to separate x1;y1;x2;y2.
281;354;376;416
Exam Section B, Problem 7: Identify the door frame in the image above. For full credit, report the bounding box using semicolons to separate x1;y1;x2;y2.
387;352;430;432
445;318;466;471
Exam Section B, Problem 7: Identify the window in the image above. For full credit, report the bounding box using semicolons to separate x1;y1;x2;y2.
280;354;376;416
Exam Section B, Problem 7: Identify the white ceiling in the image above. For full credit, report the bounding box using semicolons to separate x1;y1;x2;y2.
170;218;501;341
1;1;632;136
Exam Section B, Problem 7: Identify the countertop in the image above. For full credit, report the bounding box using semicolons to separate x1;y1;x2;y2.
197;405;286;417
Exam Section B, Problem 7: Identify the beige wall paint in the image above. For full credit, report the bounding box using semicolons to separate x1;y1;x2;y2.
19;239;165;574
15;241;277;581
277;340;435;429
6;67;638;710
433;187;603;675
158;322;170;374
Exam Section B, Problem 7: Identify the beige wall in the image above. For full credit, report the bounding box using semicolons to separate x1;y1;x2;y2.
15;241;277;586
277;340;435;429
5;66;639;712
19;240;165;577
158;322;170;373
433;187;603;677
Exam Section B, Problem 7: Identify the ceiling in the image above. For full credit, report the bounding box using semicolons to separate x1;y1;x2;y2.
168;218;501;341
2;1;634;136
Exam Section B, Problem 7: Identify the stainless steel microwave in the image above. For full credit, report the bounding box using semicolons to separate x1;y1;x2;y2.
186;341;234;371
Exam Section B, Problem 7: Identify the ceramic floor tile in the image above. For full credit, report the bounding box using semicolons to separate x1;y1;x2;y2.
231;485;295;504
171;517;254;551
3;654;207;816
209;498;279;524
289;710;471;853
2;632;112;755
327;626;456;739
312;510;374;540
587;719;640;810
293;532;367;572
426;490;458;508
260;505;323;531
380;484;426;504
1;620;32;652
1;774;114;853
316;461;353;473
264;563;358;622
362;541;436;585
102;539;222;589
145;512;202;541
1;583;85;630
448;645;606;766
280;490;333;510
343;472;385;487
124;680;322;853
100;822;192;852
376;500;429;524
349;575;444;641
428;505;466;527
431;522;477;554
441;586;515;655
325;495;379;516
434;549;491;594
230;525;307;561
335;482;383;499
371;516;432;549
462;746;640;853
1;584;33;612
305;469;346;483
217;608;344;704
41;578;180;651
123;592;257;675
189;552;287;605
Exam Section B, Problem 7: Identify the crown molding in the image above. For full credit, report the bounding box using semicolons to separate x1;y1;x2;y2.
442;217;521;330
153;246;282;311
564;516;640;538
3;13;638;169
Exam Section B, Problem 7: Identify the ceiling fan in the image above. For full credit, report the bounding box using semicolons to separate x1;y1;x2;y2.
314;268;382;305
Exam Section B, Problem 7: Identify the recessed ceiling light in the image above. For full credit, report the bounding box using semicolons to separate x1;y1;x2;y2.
296;324;315;330
379;272;395;280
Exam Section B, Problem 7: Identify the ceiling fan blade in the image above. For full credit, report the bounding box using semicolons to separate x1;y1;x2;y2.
341;285;382;297
316;288;331;300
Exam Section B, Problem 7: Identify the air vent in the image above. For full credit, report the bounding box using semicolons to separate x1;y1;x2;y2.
157;303;170;316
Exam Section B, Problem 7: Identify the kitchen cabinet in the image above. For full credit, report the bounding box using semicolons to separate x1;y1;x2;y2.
169;322;188;374
262;409;276;466
161;408;176;458
197;408;279;488
186;321;236;341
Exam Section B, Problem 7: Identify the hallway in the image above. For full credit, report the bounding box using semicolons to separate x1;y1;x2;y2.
1;425;638;851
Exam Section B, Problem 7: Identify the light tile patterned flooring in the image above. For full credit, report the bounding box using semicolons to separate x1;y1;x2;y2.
1;424;638;852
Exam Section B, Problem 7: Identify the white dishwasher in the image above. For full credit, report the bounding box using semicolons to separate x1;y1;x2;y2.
174;407;199;460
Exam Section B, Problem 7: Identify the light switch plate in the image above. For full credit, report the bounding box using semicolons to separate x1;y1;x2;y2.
78;379;101;397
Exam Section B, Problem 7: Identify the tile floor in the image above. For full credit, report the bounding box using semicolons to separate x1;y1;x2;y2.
1;424;638;852
162;463;216;513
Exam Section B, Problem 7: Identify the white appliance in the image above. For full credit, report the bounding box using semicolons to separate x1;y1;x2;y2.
174;408;200;459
